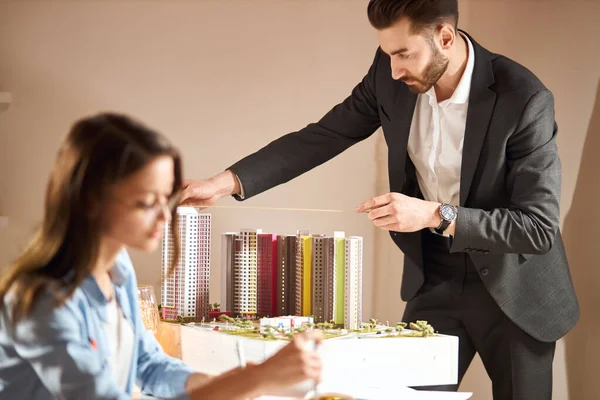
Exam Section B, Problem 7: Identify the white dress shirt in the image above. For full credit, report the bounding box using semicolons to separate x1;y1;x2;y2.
407;33;475;207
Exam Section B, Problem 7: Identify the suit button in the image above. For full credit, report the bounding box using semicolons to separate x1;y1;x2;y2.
481;268;489;276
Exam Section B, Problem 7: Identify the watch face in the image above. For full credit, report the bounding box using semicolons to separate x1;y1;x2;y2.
440;204;457;220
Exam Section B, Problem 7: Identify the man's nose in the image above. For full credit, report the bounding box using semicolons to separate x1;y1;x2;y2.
391;61;407;80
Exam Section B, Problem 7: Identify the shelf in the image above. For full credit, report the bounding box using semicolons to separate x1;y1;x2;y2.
0;92;12;113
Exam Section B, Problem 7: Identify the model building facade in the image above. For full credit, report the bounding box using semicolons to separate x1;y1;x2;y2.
276;235;297;316
220;233;236;315
310;234;328;323
161;207;211;322
257;233;278;317
295;230;312;317
323;231;346;326
344;236;363;330
221;228;363;329
232;229;261;316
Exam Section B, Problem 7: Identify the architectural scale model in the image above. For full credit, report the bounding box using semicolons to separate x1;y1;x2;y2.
221;228;364;329
160;207;211;322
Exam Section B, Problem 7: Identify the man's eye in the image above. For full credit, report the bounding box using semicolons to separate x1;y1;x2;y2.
400;53;411;59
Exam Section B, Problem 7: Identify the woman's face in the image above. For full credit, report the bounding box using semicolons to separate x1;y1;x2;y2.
101;155;177;253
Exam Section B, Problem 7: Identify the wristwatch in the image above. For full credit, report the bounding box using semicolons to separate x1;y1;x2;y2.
435;203;458;235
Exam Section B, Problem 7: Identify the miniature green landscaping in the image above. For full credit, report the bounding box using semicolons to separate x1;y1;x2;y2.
200;315;438;341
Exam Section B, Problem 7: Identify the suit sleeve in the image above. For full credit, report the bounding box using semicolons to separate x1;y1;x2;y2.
451;88;561;255
227;49;383;200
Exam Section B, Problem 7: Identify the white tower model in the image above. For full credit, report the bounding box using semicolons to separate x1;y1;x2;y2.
161;207;211;322
344;236;363;330
232;229;262;316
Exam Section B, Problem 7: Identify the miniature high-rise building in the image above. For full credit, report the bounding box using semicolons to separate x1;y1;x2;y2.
323;231;346;325
161;207;211;322
257;233;278;317
295;230;311;316
220;227;363;326
220;232;236;315
344;236;363;330
311;234;328;323
276;235;297;316
232;229;261;316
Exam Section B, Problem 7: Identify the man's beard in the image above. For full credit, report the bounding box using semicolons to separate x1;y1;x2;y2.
404;42;449;94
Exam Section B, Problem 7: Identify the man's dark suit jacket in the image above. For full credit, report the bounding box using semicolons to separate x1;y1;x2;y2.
229;31;579;343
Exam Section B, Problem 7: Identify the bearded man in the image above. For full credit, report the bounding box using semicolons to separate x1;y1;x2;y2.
181;2;579;398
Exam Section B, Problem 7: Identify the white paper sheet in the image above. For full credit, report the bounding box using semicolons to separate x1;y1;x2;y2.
304;380;473;400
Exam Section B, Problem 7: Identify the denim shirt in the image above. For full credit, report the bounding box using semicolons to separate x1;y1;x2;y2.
0;250;193;399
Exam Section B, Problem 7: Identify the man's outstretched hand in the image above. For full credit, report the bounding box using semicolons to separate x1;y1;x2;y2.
356;192;441;232
180;170;241;208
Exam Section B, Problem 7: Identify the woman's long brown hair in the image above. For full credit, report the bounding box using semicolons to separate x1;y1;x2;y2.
0;113;182;322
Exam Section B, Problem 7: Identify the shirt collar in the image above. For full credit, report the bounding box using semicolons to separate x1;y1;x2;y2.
426;32;475;105
81;250;132;308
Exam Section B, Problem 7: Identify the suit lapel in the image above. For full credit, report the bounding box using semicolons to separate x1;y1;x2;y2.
460;33;496;206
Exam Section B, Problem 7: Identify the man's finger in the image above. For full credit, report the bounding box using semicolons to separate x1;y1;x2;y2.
179;198;196;206
179;186;194;204
180;179;194;189
367;203;394;221
379;223;398;231
372;216;397;228
356;193;392;213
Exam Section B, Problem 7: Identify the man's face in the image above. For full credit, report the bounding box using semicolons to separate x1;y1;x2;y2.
377;18;450;94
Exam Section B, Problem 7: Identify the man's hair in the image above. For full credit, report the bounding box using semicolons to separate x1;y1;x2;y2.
367;0;459;34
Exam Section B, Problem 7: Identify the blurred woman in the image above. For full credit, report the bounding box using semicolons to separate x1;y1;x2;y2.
0;113;321;400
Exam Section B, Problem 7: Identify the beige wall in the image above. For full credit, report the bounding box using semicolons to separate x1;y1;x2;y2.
1;1;599;399
0;0;380;317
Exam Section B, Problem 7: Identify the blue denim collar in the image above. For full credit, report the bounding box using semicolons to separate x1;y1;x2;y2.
80;251;132;321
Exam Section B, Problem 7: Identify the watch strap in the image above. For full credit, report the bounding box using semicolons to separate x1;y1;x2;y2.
435;219;451;235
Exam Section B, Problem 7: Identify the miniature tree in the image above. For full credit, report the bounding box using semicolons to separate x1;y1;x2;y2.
409;320;435;337
366;318;378;332
396;322;407;332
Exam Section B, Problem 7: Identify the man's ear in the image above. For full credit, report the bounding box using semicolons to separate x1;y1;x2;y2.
438;24;456;50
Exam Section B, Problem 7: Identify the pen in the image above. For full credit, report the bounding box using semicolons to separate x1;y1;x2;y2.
236;339;246;368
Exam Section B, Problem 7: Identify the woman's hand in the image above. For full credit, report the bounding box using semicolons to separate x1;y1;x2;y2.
187;331;323;400
255;330;323;392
